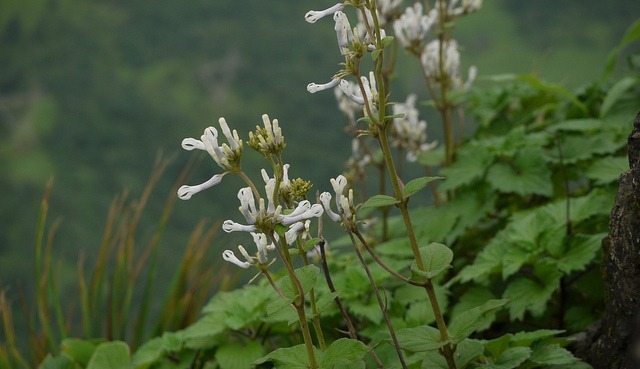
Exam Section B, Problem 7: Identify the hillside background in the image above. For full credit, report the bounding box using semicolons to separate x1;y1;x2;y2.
1;0;638;297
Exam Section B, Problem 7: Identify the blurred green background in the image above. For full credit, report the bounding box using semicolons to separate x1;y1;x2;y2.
0;0;637;295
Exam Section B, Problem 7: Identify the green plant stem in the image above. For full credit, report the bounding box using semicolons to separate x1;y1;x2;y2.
296;240;327;351
353;229;425;287
238;170;260;198
424;280;457;369
348;231;408;369
269;235;319;369
378;115;457;369
378;163;389;241
368;2;456;366
318;241;357;339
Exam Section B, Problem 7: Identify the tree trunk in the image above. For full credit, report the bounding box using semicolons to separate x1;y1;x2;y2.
574;111;640;368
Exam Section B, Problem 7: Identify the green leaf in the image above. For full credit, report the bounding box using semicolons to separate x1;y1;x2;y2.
549;133;620;164
417;146;445;166
503;263;561;320
371;49;382;60
601;19;640;80
304;237;323;252
319;338;370;368
411;207;459;243
479;347;531;369
130;337;164;369
510;329;565;345
546;118;603;133
421;339;484;369
450;287;498;333
486;148;553;197
38;355;78;369
439;146;493;191
402;176;444;198
448;299;509;343
86;341;130;369
585;156;629;185
254;344;320;369
216;341;264;369
600;76;638;117
360;195;399;209
349;299;383;324
381;35;394;47
484;334;513;358
61;338;97;367
454;239;506;283
266;295;294;316
277;265;320;300
180;313;226;349
411;243;454;279
396;324;448;352
557;233;605;274
529;344;578;365
517;74;587;114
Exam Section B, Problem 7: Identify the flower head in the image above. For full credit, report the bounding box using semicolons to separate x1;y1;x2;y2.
320;175;356;225
177;173;226;200
248;114;285;157
178;117;243;200
421;39;460;81
334;11;354;56
393;3;435;50
305;3;345;23
222;249;251;269
392;94;437;162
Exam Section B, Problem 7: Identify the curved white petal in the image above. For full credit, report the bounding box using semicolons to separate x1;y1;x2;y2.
222;220;257;233
222;250;251;269
177;173;225;200
181;138;205;151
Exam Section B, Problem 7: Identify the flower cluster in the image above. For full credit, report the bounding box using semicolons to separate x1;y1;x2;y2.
305;4;384;95
248;114;285;157
393;2;436;52
221;168;323;269
177;117;242;200
391;94;438;162
320;175;357;226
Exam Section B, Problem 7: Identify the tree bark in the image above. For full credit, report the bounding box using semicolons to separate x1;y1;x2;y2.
574;111;640;368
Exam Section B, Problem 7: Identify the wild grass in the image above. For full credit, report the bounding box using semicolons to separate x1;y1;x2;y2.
0;154;233;368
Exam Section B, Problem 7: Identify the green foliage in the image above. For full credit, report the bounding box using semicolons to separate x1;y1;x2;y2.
2;1;638;368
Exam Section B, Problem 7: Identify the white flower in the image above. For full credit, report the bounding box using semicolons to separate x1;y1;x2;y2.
285;221;305;245
223;219;257;233
320;192;341;222
334;11;354;55
222;250;251;269
338;79;365;105
305;3;345;24
177;173;226;200
249;114;285;155
330;175;348;196
392;94;437;162
252;232;275;251
393;3;435;49
334;81;362;125
463;65;478;89
450;0;483;16
377;0;403;20
237;245;253;263
238;187;258;223
224;183;322;235
421;39;460;80
279;201;324;226
178;117;243;200
307;77;340;93
320;175;354;223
